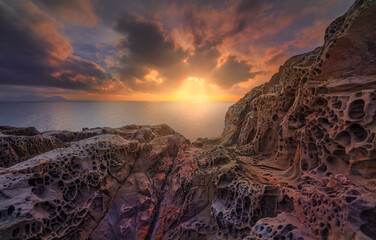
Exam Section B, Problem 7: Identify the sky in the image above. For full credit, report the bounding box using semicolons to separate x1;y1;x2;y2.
0;0;354;102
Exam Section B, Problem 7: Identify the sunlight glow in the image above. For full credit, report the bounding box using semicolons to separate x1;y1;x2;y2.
144;69;163;84
187;77;204;85
82;77;239;102
175;77;207;102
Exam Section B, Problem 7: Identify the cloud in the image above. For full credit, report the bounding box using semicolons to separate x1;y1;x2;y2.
211;56;261;88
38;0;98;26
113;14;189;91
0;1;112;91
186;44;220;77
285;19;331;50
113;12;262;92
265;52;286;66
235;0;271;15
0;0;355;100
116;14;186;68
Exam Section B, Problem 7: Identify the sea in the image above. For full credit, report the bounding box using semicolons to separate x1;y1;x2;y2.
0;101;234;140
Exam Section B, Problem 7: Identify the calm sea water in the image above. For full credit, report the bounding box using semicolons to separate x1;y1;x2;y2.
0;101;234;140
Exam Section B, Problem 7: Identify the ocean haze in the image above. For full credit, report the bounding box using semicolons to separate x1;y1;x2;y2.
0;95;67;102
0;101;233;140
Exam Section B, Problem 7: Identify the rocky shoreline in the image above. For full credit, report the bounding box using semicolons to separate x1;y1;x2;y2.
1;0;376;239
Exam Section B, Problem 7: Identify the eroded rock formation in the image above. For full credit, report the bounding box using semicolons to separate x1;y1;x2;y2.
0;0;376;239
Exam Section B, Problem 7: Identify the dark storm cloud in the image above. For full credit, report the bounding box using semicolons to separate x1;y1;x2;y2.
113;14;189;91
186;45;220;77
116;14;186;68
0;1;111;91
212;56;261;88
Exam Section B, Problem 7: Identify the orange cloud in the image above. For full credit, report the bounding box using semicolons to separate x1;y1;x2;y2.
17;1;73;61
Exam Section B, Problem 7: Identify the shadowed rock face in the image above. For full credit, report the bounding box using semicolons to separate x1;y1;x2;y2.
0;0;376;239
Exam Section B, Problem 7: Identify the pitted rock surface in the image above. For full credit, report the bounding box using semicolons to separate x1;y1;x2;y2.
1;0;376;239
0;124;177;168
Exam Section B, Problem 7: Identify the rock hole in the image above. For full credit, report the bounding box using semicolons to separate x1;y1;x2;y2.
348;124;367;142
335;131;351;146
7;205;15;216
345;197;357;203
360;208;376;239
321;228;329;239
348;99;365;119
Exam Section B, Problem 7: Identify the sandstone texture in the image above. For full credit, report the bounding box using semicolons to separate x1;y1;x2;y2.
0;0;376;239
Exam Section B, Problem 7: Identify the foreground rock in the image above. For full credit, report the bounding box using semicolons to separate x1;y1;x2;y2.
0;125;176;168
1;0;376;239
0;125;190;239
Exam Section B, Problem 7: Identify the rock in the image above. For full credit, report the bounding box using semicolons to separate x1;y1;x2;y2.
0;124;179;168
0;134;63;168
0;0;376;239
0;126;40;136
0;132;188;240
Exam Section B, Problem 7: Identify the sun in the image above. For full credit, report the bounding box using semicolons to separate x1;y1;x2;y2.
187;77;204;85
173;77;208;102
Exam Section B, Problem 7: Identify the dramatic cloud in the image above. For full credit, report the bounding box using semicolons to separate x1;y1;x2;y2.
113;15;186;91
186;45;220;77
112;10;261;92
0;0;354;101
0;1;111;91
116;15;186;68
211;56;260;88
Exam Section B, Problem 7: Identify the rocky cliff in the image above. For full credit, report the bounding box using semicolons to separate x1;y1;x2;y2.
0;0;376;239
